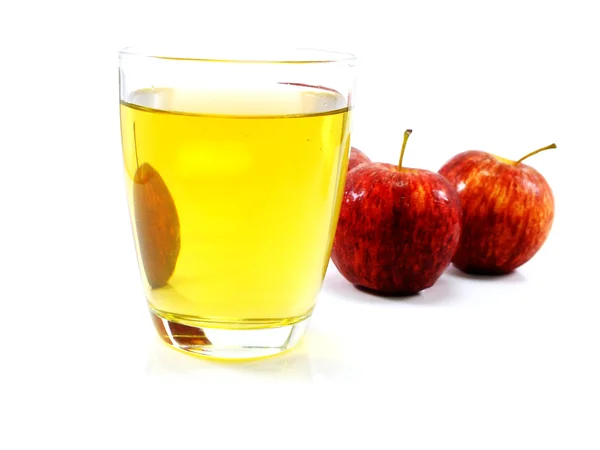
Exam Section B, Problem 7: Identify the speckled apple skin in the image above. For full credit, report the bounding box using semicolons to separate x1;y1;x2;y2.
134;163;181;289
331;163;462;294
439;151;554;274
348;147;371;171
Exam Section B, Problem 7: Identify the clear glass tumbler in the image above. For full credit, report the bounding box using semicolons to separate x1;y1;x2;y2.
119;46;357;359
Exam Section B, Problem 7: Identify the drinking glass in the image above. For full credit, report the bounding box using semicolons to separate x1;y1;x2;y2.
119;46;357;359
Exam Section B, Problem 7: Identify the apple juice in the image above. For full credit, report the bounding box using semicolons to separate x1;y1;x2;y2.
120;85;350;328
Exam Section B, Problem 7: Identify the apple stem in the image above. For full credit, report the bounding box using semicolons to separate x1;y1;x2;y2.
398;129;413;169
133;122;140;170
516;143;556;164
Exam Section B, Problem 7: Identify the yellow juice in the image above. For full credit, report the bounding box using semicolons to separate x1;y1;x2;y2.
120;85;350;328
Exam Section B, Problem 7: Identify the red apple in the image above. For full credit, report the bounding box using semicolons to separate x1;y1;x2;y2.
132;124;180;289
348;147;371;171
134;162;181;288
439;144;555;274
331;130;462;294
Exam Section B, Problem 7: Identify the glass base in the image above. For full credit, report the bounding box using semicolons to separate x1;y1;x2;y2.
150;310;311;360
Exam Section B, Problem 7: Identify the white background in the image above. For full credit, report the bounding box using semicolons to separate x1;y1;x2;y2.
1;0;599;448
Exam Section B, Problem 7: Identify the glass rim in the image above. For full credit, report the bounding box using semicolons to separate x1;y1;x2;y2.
118;46;357;65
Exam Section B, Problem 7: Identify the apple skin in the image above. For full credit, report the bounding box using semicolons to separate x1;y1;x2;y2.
348;147;371;171
133;163;181;288
331;163;462;294
439;151;554;274
151;314;211;346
